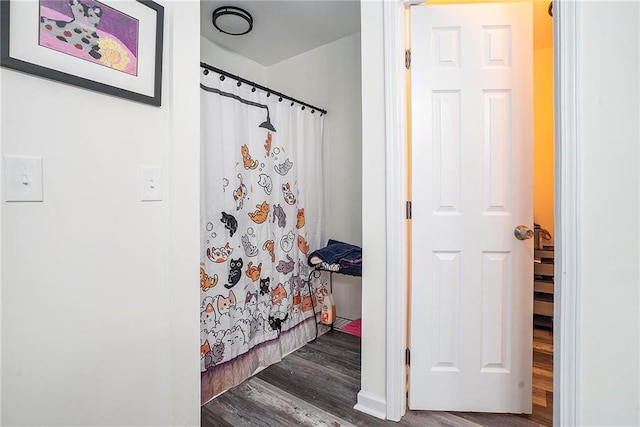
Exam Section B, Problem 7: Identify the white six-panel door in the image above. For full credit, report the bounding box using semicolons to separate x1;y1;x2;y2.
409;2;533;413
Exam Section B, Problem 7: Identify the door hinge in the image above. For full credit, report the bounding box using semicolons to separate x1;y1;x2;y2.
405;49;411;69
406;348;411;366
406;201;412;219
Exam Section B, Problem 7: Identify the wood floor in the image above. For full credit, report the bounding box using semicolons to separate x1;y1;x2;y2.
202;329;553;427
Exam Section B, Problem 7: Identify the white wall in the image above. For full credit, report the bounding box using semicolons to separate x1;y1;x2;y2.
267;33;363;320
200;36;267;86
358;0;387;409
0;1;201;425
577;2;640;425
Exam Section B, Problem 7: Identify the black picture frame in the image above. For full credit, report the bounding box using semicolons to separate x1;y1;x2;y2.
1;0;164;106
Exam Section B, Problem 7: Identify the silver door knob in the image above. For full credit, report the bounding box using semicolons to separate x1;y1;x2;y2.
514;225;534;240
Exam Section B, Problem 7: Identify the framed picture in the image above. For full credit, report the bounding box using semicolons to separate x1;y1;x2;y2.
1;0;164;106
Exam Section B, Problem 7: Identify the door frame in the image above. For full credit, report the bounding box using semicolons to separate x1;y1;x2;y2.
382;0;580;424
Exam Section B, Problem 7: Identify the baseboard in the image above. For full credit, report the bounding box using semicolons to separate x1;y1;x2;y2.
353;390;387;420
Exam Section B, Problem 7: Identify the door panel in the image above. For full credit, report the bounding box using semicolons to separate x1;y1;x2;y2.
409;2;533;413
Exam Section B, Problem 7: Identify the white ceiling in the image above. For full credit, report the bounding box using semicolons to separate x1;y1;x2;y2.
200;1;361;66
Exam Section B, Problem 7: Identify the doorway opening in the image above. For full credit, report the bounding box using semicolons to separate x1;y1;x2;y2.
531;0;555;424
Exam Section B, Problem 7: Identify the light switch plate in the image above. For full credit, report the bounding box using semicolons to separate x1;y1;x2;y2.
140;166;162;201
4;155;44;202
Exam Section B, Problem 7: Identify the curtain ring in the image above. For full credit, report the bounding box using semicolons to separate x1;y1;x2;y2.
219;75;225;81
237;81;241;87
267;93;271;97
278;97;283;102
251;87;256;92
311;109;315;114
291;102;294;106
203;69;209;75
302;106;305;110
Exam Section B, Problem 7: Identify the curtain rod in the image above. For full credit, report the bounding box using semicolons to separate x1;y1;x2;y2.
200;62;328;116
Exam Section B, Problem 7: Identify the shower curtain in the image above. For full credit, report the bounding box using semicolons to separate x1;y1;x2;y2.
200;67;325;404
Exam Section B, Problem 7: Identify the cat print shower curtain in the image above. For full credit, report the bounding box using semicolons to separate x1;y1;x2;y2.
200;67;325;403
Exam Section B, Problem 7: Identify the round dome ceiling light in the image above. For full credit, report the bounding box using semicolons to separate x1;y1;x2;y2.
212;6;253;36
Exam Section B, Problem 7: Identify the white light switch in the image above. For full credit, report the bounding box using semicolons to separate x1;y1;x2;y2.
4;155;44;202
140;166;162;201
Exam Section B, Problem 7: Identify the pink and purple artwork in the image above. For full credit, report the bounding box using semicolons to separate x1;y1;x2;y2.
39;0;138;75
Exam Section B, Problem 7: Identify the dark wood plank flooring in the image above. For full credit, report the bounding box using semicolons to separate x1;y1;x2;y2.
202;329;552;426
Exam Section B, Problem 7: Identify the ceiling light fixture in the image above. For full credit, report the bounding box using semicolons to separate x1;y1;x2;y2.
212;6;253;36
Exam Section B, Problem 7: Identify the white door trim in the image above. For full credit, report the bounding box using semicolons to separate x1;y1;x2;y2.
382;0;581;423
383;0;409;421
553;0;580;425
